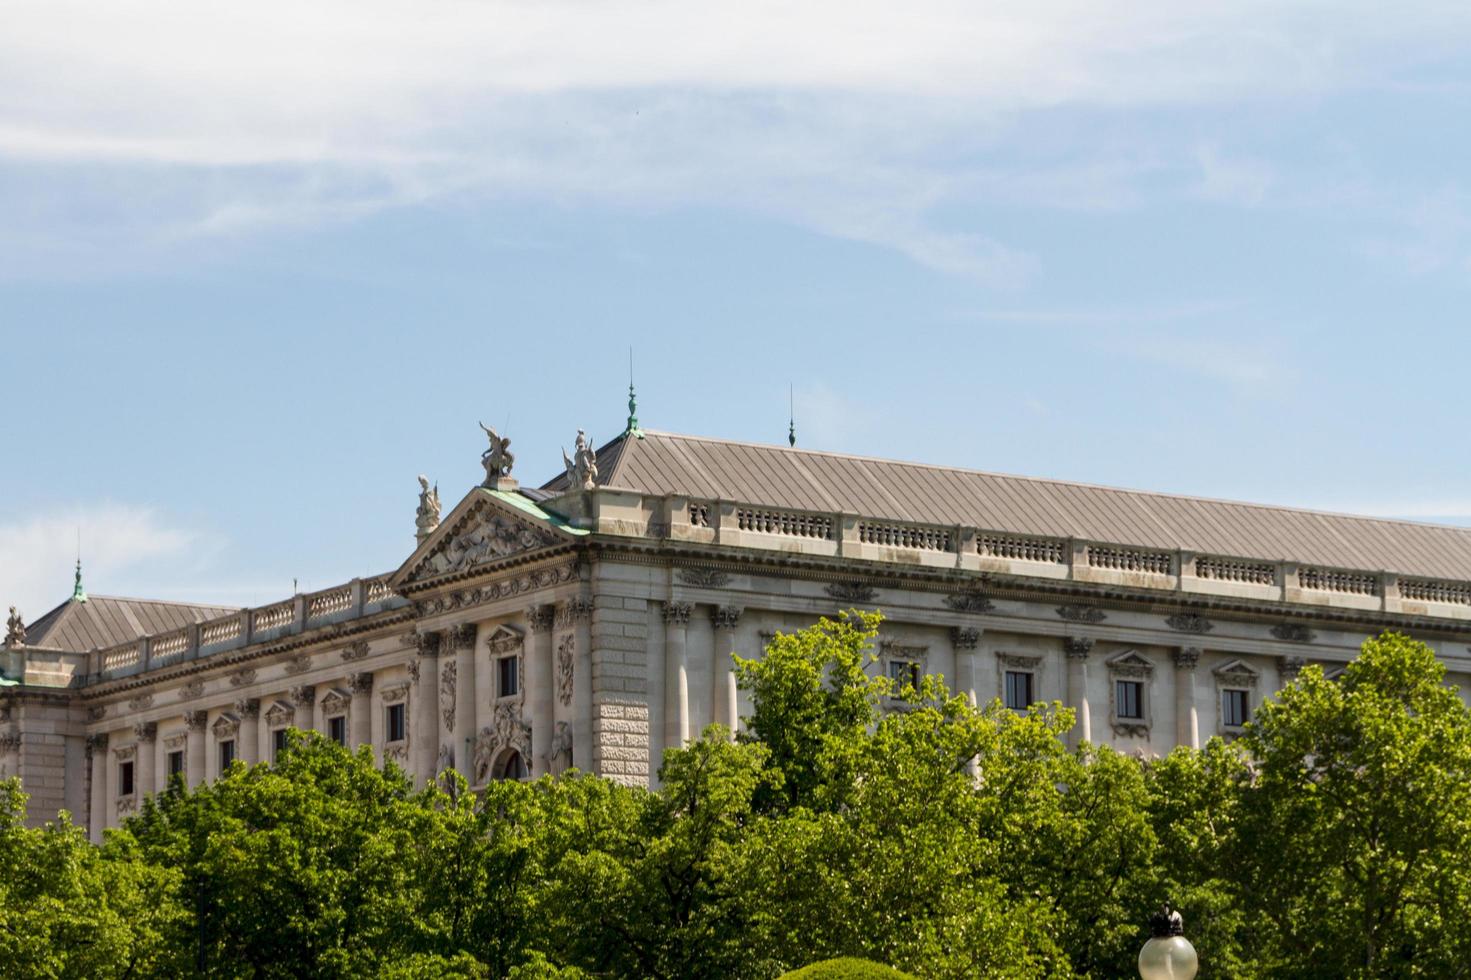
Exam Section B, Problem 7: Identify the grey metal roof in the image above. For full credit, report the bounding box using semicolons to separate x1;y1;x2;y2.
22;595;239;653
573;430;1471;581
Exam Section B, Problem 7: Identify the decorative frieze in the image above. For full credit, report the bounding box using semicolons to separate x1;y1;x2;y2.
661;601;693;626
950;626;982;651
1165;613;1214;634
340;640;370;662
112;744;136;763
945;591;994;614
1271;623;1316;643
998;652;1043;669
826;582;877;603
414;563;579;617
678;567;731;588
378;683;410;704
162;733;187;751
88;706;107;721
1055;605;1106;624
420;507;558;578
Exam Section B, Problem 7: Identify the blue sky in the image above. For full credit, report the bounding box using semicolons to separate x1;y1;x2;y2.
4;1;1471;617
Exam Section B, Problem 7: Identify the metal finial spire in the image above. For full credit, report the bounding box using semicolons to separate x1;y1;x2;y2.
788;384;796;447
626;348;643;438
72;529;87;602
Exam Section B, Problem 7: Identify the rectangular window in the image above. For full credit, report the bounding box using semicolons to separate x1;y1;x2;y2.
1116;680;1143;720
1004;670;1034;710
119;760;135;797
218;739;236;771
272;728;289;761
1222;689;1250;728
386;702;407;743
328;716;347;746
497;656;519;698
167;750;185;779
887;659;921;693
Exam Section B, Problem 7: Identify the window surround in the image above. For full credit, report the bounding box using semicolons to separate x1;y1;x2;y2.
321;688;351;745
881;638;928;703
997;652;1044;711
379;682;410;760
1212;658;1260;736
1106;650;1155;737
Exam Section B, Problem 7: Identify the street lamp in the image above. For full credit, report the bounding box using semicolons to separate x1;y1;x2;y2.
1138;903;1198;980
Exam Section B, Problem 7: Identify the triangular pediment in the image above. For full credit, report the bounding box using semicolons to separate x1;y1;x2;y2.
1107;650;1155;674
1213;658;1260;685
392;489;584;590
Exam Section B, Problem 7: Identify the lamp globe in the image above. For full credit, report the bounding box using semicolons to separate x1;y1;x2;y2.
1138;903;1198;980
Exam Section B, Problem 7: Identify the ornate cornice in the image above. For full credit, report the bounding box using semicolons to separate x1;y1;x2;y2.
412;561;580;616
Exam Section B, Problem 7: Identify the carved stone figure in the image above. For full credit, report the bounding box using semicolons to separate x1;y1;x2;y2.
4;607;23;647
415;475;441;542
556;634;575;707
472;701;533;783
427;513;554;576
440;659;457;732
546;721;573;773
562;429;598;490
479;422;515;488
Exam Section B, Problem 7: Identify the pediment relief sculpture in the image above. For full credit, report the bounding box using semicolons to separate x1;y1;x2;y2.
485;624;525;655
212;713;240;738
419;507;558;580
264;700;295;726
321;688;352;715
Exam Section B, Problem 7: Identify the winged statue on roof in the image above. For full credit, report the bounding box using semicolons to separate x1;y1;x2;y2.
562;429;598;490
479;422;515;487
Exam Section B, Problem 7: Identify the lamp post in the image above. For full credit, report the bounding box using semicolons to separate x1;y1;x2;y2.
1138;903;1198;980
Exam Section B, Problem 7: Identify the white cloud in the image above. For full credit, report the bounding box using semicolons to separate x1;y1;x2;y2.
0;504;198;621
4;1;1471;278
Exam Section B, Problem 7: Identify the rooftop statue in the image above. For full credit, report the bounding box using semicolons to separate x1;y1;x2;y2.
479;422;515;488
4;606;24;648
562;429;598;491
415;475;441;543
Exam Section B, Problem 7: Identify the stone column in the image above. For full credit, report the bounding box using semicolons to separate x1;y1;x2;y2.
290;686;316;745
711;606;742;739
1174;647;1201;750
662;601;692;748
451;624;478;781
87;733;108;843
237;699;261;765
1064;637;1094;747
570;597;594;772
348;673;374;753
184;711;207;788
133;723;157;800
951;627;983;777
1278;655;1306;695
412;631;443;784
527;605;556;777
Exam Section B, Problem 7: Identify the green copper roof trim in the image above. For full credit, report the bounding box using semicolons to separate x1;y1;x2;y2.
72;559;87;603
626;382;643;438
484;488;590;536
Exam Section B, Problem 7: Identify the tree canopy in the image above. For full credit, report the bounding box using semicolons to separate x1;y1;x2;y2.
2;622;1470;978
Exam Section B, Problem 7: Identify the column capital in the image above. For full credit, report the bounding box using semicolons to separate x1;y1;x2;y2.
348;672;375;695
133;722;157;743
950;626;983;651
1064;636;1094;659
413;630;443;658
1173;646;1202;670
556;596;594;628
183;710;208;733
86;732;109;755
289;684;316;707
526;604;556;633
662;600;693;626
235;698;261;719
1280;655;1307;681
710;605;743;630
450;623;477;651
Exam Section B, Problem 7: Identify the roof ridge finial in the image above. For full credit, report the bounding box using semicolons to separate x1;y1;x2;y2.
626;347;643;439
788;383;796;448
72;528;87;603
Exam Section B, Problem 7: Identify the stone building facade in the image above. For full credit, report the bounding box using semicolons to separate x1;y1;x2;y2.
5;423;1471;841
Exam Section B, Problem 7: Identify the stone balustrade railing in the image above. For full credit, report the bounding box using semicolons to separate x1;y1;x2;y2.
91;574;405;681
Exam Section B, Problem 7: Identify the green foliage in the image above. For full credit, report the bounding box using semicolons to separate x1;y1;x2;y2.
4;626;1470;979
779;957;919;979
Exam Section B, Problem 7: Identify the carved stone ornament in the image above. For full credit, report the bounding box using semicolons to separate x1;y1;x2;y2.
127;694;154;712
1271;623;1316;643
407;659;421;685
880;639;928;664
88;706;107;721
384;742;409;763
661;601;693;626
440;659;457;732
1112;721;1151;739
116;796;137;816
348;672;374;695
1280;656;1308;680
4;606;24;647
228;667;257;687
184;709;208;732
1055;605;1106;624
945;591;995;614
321;688;352;716
340;640;370;662
486;625;525;655
556;596;594;628
283;654;313;675
289;685;316;707
472;701;532;783
421;505;558;578
112;744;136;762
951;626;982;651
711;606;743;630
678;567;732;588
998;652;1044;669
545;721;574;773
0;732;21;755
1064;637;1094;659
527;605;556;633
479;422;516;488
264;701;295;726
826;582;877;603
451;623;478;651
1213;659;1260;688
1173;647;1201;670
561;428;598;490
1165;613;1215;634
212;713;240;739
556;634;575;707
86;732;109;755
414;630;443;659
416;563;579;617
163;732;187;751
235;698;261;719
179;679;205;701
415;474;442;542
1107;651;1155;679
379;682;410;704
133;722;158;743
